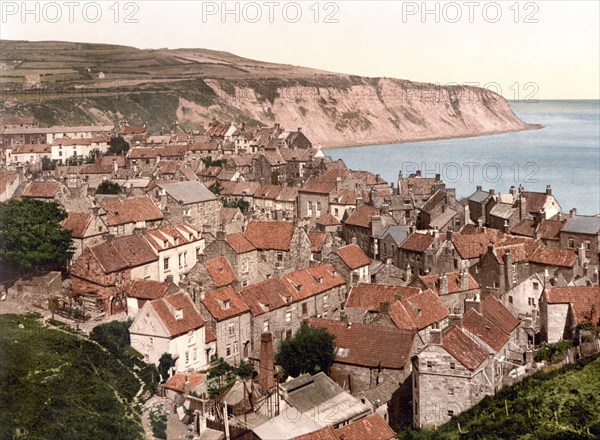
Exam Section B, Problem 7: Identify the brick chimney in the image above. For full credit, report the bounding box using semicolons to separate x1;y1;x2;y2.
258;332;275;391
459;270;469;291
380;301;390;314
464;293;481;313
439;274;448;296
446;230;454;240
509;186;517;196
429;329;442;345
519;195;527;220
570;208;577;218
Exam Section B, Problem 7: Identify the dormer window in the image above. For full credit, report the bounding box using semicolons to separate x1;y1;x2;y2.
222;300;230;310
175;309;183;320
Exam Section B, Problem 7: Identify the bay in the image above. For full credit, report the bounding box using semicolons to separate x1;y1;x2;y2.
324;100;600;215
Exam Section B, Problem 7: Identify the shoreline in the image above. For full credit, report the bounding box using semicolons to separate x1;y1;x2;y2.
321;123;543;150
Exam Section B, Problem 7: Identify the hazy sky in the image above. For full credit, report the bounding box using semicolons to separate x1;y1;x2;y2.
1;0;599;99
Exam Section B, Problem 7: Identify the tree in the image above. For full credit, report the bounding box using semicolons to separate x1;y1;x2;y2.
0;199;73;274
158;353;175;382
107;136;130;155
222;198;250;213
209;181;223;195
90;319;132;356
275;325;336;378
41;156;56;171
96;181;122;194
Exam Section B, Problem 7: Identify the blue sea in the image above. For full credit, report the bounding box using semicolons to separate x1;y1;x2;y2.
325;100;600;215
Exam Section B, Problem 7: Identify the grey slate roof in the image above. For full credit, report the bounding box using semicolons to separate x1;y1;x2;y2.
158;181;216;204
489;203;517;219
376;225;411;245
429;208;458;229
561;216;600;235
468;190;491;203
281;372;370;427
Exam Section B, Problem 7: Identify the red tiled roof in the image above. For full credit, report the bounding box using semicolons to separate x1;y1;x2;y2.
205;328;217;343
329;189;357;206
336;244;371;270
345;283;421;312
529;246;577;268
244;221;296;251
121;125;146;135
160;144;187;158
307;231;327;253
202;286;250;321
149;293;205;337
81;234;157;274
480;295;521;335
0;171;19;195
301;169;348;194
294;426;339;440
62;212;92;238
204;256;237;287
309;318;414;369
254;184;283;200
544;286;600;325
188;142;219;152
100;195;163;226
352;171;387;187
163;372;206;393
22;181;61;198
511;219;564;240
12;143;51;154
344;205;380;229
239;277;293;316
400;176;440;195
220;207;240;225
462;308;509;353
129;147;162;159
226;232;257;254
520;191;553;214
317;212;341;226
283;264;346;302
335;413;395;440
418;272;479;295
441;325;489;371
389;289;449;331
128;279;170;300
399;233;435;252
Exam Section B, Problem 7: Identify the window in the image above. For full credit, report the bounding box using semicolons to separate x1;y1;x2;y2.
193;348;197;361
163;257;170;270
149;337;154;346
528;298;536;306
233;341;239;354
188;331;194;344
277;252;283;262
427;361;433;368
263;319;269;333
285;310;292;322
183;252;187;266
226;344;231;357
286;329;292;339
228;323;235;336
450;362;456;370
323;294;329;309
449;389;454;396
185;351;190;364
242;259;249;274
307;201;313;215
334;208;339;216
447;410;454;417
431;322;440;330
508;296;513;304
586;241;591;250
568;238;575;248
242;279;249;287
178;253;184;268
316;201;322;215
301;302;308;315
533;282;539;290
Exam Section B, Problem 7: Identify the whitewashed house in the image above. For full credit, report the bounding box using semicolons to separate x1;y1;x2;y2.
130;292;215;372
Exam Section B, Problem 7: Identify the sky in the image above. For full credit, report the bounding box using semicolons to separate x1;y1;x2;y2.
1;0;599;99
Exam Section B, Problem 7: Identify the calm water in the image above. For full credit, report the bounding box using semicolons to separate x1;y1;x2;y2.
325;100;600;215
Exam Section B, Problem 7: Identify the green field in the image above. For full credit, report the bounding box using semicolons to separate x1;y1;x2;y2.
399;355;600;440
0;314;144;440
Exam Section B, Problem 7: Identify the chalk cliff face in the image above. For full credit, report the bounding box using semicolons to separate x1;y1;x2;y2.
0;41;531;147
198;78;530;147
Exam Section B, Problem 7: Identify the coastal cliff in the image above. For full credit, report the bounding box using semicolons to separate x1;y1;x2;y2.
0;41;532;147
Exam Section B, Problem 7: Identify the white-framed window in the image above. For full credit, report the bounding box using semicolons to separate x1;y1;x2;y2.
263;319;269;333
178;253;184;268
301;302;308;315
226;344;231;357
228;323;235;336
188;331;194;344
185;351;190;364
233;341;239;354
163;257;170;270
285;310;292;323
450;362;456;370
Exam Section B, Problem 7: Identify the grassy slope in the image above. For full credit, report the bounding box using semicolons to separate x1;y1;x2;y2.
399;355;600;440
0;314;144;440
